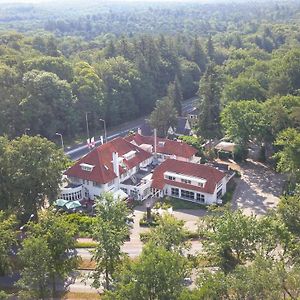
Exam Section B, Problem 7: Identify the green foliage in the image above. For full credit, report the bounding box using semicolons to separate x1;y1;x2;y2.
0;135;69;220
92;193;130;290
27;211;79;295
178;135;203;156
197;256;300;299
147;213;190;252
197;64;221;139
63;213;96;237
167;76;183;116
17;237;52;299
161;196;207;210
278;194;300;237
200;209;291;272
104;243;190;300
223;77;266;102
274;128;300;180
139;212;160;227
75;241;97;248
0;291;9;300
221;100;265;145
0;211;17;275
149;97;178;137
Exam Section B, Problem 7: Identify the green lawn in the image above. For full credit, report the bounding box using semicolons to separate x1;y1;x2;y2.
159;196;207;210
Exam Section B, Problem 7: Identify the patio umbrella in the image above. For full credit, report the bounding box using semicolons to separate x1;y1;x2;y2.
65;201;82;210
54;199;69;207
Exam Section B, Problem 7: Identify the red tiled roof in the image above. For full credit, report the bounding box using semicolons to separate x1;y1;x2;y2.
65;137;152;184
125;133;197;159
151;159;226;194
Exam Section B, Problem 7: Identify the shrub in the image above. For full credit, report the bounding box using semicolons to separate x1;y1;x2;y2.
63;213;96;237
139;212;159;227
140;232;151;243
234;144;248;161
75;241;97;248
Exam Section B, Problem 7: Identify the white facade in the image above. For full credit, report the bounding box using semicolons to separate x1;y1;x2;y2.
154;173;227;205
65;155;153;201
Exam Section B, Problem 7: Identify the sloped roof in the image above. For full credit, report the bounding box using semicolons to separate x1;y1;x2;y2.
65;137;152;184
172;117;191;136
187;107;199;116
140;120;153;136
151;159;226;194
125;133;197;159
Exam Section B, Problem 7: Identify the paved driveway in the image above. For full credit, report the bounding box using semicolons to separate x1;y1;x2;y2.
231;159;285;216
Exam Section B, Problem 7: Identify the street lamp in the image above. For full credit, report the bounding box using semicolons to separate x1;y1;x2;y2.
24;128;30;135
85;112;90;141
99;118;107;143
56;132;64;151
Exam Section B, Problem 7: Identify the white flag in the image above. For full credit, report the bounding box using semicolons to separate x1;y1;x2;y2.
87;138;91;149
91;137;95;148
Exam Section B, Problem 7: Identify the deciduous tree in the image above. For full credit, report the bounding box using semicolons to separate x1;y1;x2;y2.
92;193;130;290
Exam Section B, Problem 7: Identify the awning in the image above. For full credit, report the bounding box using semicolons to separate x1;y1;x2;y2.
54;199;69;207
113;189;128;200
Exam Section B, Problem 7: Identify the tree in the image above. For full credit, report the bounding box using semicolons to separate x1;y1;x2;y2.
28;211;78;296
200;209;290;272
92;193;130;290
0;211;17;275
196;256;300;300
178;135;203;156
223;77;266;103
96;56;140;125
72;61;105;131
274;128;300;181
221;100;266;146
190;38;206;71
278;194;300;237
197;64;221;139
21;70;77;137
201;209;261;271
24;56;74;82
148;213;190;253
0;135;69;220
149;97;178;137
206;35;215;61
104;242;190;300
167;76;183;116
17;237;52;300
179;59;201;99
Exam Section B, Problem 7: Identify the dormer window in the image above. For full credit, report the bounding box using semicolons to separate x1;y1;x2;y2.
158;141;165;147
80;163;95;172
123;150;136;161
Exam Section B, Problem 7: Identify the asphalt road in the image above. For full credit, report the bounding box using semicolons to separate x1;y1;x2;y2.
65;97;198;161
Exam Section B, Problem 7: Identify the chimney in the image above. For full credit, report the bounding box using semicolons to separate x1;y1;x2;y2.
137;128;142;135
154;129;157;155
112;152;120;177
112;152;120;190
154;129;157;164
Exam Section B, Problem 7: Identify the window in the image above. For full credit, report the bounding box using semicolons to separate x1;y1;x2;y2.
217;189;222;199
181;189;194;200
171;188;179;197
168;176;176;181
181;179;191;184
196;193;205;203
80;163;94;172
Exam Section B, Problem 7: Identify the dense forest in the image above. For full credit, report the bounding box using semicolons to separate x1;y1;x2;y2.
0;0;300;143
